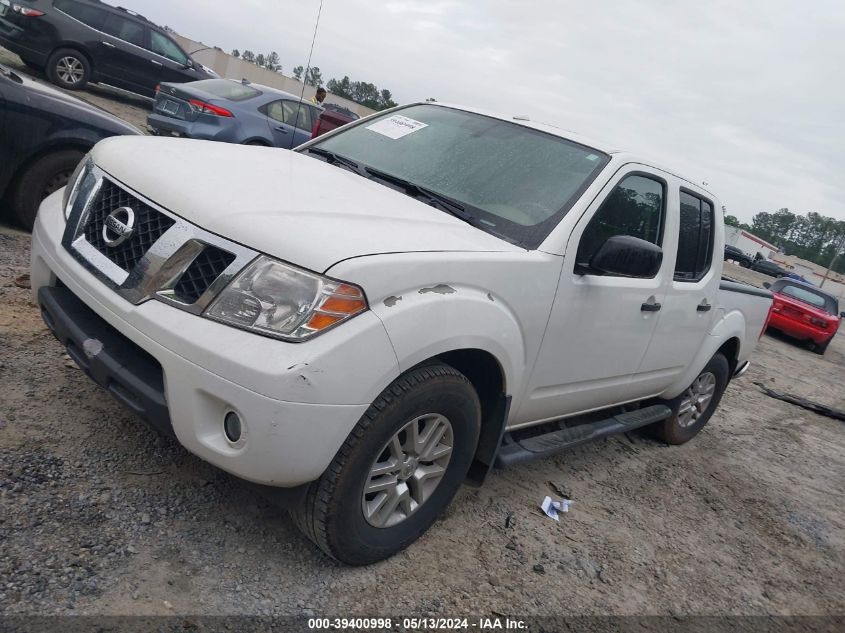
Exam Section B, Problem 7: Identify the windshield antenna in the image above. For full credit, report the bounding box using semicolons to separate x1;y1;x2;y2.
291;0;324;149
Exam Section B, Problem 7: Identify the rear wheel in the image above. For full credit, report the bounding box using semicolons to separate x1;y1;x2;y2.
46;48;91;90
809;338;830;355
11;150;85;230
291;363;481;565
653;353;729;445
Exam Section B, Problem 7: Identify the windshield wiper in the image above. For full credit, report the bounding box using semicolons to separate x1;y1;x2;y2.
303;147;361;173
363;166;476;223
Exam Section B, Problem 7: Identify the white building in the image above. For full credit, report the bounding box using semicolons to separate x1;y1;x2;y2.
724;226;777;260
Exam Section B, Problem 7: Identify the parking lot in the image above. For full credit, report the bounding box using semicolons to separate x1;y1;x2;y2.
1;198;844;619
2;44;844;620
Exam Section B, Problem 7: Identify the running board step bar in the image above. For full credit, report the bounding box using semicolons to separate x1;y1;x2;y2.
495;404;673;467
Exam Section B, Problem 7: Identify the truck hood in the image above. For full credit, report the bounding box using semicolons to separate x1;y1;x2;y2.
91;137;519;272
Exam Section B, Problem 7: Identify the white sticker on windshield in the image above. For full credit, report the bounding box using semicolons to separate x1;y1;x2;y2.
586;154;599;161
366;115;428;140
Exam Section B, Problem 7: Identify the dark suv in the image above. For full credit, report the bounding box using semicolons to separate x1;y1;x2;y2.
0;0;214;97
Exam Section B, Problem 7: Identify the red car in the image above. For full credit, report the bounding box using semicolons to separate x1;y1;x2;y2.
311;103;360;138
765;279;844;355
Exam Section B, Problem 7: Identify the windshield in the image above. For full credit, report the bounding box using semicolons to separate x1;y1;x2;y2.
773;281;838;314
309;104;609;248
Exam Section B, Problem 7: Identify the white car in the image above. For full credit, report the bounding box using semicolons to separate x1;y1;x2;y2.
30;102;773;565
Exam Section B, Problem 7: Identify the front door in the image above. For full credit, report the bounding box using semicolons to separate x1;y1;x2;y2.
515;168;671;425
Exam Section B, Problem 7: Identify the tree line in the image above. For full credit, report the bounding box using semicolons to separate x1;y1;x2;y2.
725;210;845;273
231;50;396;111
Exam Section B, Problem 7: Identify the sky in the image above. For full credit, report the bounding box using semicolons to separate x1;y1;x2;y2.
124;0;845;223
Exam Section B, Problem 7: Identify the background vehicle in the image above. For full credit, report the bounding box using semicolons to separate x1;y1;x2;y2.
764;278;844;354
0;0;214;97
751;259;787;277
0;62;137;228
311;102;360;138
148;79;321;148
723;244;752;268
31;103;772;565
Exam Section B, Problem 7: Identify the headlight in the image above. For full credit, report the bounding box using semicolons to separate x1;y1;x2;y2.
204;256;367;341
63;155;93;220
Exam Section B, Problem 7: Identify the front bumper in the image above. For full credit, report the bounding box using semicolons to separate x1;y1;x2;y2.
31;190;400;486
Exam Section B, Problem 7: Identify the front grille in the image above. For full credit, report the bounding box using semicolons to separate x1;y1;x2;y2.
172;246;236;304
83;179;175;272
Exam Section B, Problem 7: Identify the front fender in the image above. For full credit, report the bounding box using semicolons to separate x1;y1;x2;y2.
371;282;524;394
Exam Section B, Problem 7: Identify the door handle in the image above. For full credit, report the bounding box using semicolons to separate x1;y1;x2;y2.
150;59;163;66
697;300;712;312
274;126;288;133
641;296;661;312
102;41;115;48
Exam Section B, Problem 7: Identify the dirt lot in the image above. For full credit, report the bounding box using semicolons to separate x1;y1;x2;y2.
1;214;843;618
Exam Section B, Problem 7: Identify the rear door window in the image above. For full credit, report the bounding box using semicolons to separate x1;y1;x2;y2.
102;14;144;47
674;191;714;282
54;0;106;29
576;174;665;269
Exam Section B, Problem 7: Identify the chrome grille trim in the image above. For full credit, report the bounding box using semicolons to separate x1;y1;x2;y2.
61;165;258;315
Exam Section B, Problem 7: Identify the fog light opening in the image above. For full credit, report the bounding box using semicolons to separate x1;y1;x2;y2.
223;411;242;444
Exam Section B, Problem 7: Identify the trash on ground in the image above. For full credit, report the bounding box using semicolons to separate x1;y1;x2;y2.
754;382;845;422
14;273;31;289
541;495;572;521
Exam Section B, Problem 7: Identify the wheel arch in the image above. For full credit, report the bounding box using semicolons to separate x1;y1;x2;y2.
1;142;91;207
407;347;510;486
50;42;95;71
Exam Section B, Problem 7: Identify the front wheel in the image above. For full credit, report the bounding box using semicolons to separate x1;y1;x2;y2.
11;149;85;230
291;363;481;565
653;353;729;445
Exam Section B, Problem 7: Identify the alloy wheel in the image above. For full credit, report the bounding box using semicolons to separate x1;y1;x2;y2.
677;372;717;428
56;57;84;84
362;413;453;528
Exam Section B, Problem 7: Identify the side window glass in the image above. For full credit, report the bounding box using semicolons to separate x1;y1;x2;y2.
55;0;105;29
150;31;188;65
674;192;714;281
102;15;144;47
576;174;664;268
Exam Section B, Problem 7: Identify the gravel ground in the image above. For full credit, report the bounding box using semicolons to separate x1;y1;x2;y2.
1;218;844;618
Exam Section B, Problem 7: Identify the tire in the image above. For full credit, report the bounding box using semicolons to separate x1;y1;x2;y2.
809;339;830;356
245;140;270;146
11;150;85;230
46;48;91;90
740;260;751;268
291;363;481;565
653;353;730;445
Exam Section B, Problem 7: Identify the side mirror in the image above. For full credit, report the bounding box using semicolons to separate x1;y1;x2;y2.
588;235;663;278
763;282;771;289
840;312;845;318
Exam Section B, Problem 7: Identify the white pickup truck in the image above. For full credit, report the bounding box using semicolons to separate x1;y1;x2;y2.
31;102;772;565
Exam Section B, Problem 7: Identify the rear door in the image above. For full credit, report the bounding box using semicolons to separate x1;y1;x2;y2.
98;13;154;94
516;167;671;424
264;100;316;148
638;188;720;387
